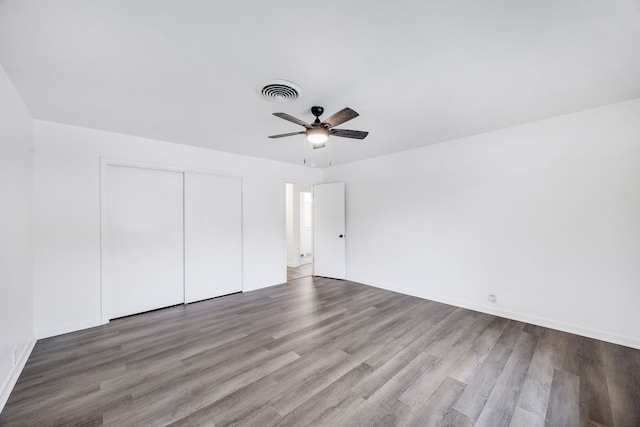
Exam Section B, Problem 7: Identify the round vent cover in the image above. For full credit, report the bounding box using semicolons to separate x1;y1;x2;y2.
258;79;303;103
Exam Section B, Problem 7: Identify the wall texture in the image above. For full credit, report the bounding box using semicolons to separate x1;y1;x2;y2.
325;98;640;349
32;120;322;339
0;65;35;408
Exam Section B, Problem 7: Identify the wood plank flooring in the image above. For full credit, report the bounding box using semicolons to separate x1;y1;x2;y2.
2;276;639;426
287;263;313;280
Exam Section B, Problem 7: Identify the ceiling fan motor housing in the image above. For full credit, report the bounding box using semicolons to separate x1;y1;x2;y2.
311;106;324;118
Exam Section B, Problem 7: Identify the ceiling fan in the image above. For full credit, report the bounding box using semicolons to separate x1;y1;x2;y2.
268;106;368;149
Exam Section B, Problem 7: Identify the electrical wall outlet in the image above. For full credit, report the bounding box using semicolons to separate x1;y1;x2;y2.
488;294;497;305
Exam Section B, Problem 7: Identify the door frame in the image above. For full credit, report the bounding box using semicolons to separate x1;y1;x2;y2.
100;157;244;324
282;179;318;282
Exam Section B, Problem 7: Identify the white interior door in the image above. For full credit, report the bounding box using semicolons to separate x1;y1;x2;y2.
107;165;184;319
313;182;346;279
184;172;242;303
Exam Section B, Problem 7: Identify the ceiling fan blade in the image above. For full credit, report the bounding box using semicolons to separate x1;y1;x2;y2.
322;107;359;128
330;128;369;139
268;131;306;139
272;112;310;128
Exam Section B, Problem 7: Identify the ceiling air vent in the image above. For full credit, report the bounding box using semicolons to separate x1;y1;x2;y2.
258;79;302;103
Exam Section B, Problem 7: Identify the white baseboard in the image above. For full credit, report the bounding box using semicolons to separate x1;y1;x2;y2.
36;319;105;340
0;338;36;413
348;275;640;350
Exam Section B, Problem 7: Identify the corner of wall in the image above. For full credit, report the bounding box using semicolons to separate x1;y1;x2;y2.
0;339;36;411
0;62;36;413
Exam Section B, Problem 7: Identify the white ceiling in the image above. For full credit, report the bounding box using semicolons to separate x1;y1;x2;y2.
1;1;640;167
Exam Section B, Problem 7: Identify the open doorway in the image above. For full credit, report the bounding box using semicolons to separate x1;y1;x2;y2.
286;183;313;280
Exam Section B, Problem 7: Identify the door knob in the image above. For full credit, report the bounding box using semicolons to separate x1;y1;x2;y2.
339;234;344;238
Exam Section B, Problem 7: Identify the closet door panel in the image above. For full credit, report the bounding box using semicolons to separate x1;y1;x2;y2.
107;166;184;319
184;173;242;303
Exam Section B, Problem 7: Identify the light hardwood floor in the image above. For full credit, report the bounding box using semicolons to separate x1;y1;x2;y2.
287;263;313;281
1;276;639;426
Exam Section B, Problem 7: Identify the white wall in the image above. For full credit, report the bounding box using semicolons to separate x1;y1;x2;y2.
0;65;35;409
325;98;640;349
33;121;322;338
285;183;296;267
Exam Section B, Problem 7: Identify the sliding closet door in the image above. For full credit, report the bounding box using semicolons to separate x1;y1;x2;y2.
184;172;242;303
107;165;184;319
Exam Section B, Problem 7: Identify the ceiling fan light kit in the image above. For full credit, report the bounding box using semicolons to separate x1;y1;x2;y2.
306;127;329;147
268;106;368;149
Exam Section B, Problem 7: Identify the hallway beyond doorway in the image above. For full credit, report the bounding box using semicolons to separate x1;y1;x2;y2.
285;182;313;281
287;263;312;280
